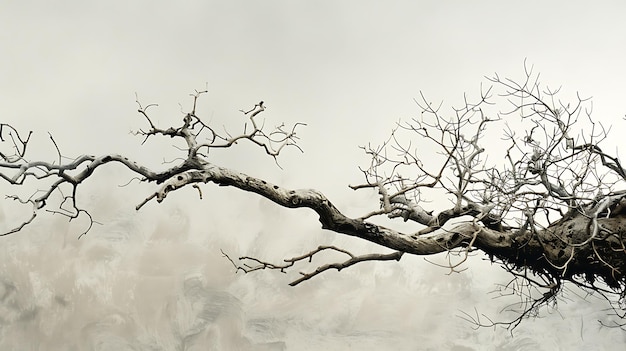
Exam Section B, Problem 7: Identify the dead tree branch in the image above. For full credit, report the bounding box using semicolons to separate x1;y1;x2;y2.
223;246;403;286
1;65;626;329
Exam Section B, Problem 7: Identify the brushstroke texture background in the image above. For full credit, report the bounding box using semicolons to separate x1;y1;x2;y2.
1;1;626;349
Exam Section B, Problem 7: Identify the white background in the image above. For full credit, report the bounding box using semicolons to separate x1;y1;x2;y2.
1;1;626;350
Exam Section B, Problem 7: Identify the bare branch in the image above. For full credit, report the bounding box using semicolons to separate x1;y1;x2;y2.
2;68;626;329
223;246;403;286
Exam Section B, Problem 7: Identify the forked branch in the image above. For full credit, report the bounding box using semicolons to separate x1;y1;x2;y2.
1;66;626;330
222;246;403;286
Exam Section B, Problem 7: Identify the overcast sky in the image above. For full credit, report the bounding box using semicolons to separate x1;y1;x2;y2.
1;1;626;350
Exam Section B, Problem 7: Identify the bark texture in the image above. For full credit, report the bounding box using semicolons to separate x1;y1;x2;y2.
2;70;626;328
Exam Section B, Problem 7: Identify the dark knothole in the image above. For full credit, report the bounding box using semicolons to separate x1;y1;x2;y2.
451;232;460;243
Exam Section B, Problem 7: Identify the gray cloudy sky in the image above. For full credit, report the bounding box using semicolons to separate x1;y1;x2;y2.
1;1;626;350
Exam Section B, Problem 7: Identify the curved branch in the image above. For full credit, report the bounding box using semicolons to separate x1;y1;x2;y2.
223;246;404;286
2;71;626;329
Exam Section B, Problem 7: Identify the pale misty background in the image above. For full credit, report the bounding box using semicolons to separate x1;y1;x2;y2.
1;1;626;350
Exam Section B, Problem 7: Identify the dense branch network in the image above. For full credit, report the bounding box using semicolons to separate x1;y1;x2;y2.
345;65;626;328
1;65;626;330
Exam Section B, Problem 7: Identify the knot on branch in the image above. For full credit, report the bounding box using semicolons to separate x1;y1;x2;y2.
157;173;193;202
